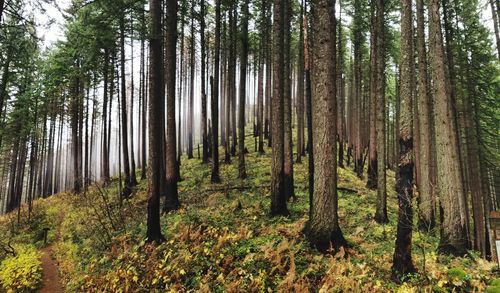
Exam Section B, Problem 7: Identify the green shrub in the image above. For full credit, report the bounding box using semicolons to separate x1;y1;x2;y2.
0;245;42;292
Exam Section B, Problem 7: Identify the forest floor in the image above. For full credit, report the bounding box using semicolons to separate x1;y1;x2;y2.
1;141;500;292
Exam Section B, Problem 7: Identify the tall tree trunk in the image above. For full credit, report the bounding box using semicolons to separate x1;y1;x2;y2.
188;2;195;159
374;0;387;224
336;4;345;168
429;0;469;256
130;19;138;187
146;0;165;243
120;18;134;197
392;0;416;279
270;0;288;216
283;0;294;200
307;0;347;253
141;9;148;180
366;3;377;190
211;0;221;183
71;66;82;194
304;11;314;208
200;0;208;164
164;0;180;212
353;0;364;178
295;0;305;162
257;50;265;154
102;49;111;184
230;5;238;157
224;12;232;163
264;0;272;143
416;0;436;231
238;0;249;179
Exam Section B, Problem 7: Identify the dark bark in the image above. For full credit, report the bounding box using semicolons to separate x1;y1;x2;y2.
102;49;110;184
120;18;135;198
187;2;195;159
270;0;288;216
283;0;294;201
296;0;305;162
392;0;416;280
211;0;221;183
164;0;180;212
146;0;165;243
238;0;249;179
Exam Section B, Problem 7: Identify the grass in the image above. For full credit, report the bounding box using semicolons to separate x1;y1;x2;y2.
0;136;498;292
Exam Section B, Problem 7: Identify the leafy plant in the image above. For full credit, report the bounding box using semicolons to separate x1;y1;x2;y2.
0;245;42;292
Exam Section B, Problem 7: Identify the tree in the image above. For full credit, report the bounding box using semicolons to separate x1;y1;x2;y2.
374;0;387;224
238;0;249;179
270;0;288;216
200;0;208;164
429;0;468;256
164;0;180;212
415;0;435;230
295;0;305;162
187;1;195;160
101;49;111;184
211;0;221;183
283;0;294;201
146;0;165;243
307;0;347;253
119;12;136;198
392;0;416;279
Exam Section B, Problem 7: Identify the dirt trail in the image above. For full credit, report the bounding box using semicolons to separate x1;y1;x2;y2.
39;214;64;293
39;244;63;293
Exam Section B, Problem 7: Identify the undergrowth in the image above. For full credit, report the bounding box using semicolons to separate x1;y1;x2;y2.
0;141;498;292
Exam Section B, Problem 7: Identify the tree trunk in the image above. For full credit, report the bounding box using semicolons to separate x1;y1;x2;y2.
164;0;180;212
188;2;195;160
129;19;138;187
307;0;347;253
392;0;416;280
141;10;148;180
238;0;249;179
102;49;110;184
120;18;134;198
416;0;436;231
295;0;305;162
270;0;288;216
283;0;294;200
366;3;377;190
146;0;166;243
211;0;221;183
200;0;208;164
374;0;387;224
353;0;364;178
429;0;469;256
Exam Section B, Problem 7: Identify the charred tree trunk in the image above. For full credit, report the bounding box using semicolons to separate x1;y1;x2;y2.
392;0;416;280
